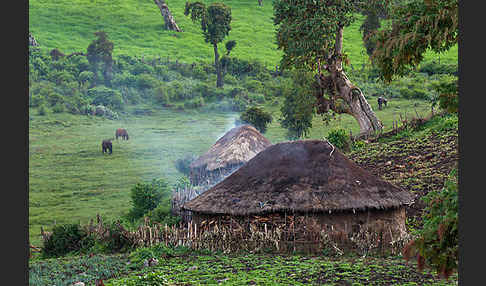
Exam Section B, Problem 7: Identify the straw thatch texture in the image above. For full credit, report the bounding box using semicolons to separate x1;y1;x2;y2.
183;140;413;215
189;124;272;185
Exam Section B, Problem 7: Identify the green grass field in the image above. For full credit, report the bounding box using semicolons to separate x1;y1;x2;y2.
29;98;431;246
29;0;457;69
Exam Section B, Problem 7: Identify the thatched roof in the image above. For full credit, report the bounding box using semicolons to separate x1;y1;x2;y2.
183;140;414;215
189;124;272;173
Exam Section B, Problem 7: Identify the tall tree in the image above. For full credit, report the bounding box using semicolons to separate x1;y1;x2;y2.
185;2;232;88
371;0;458;82
273;0;383;137
153;0;183;32
87;31;114;87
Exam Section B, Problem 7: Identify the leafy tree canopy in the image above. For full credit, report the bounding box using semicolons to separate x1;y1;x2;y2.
184;2;232;45
371;0;458;82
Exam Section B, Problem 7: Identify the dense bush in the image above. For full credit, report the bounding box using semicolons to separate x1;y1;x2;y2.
42;223;95;258
128;179;170;220
136;73;159;90
87;86;124;110
102;220;134;253
279;70;316;139
403;169;458;279
129;61;155;75
146;204;181;226
326;129;352;153
419;61;458;76
240;106;273;133
244;78;264;93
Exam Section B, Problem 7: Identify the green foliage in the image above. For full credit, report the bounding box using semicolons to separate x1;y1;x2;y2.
185;2;232;46
102;220;134;253
244;78;264;93
37;104;49;116
87;86;124;110
327;128;352;152
42;223;94;258
371;0;458;82
146;204;181;226
419;61;458;76
135;73;159;90
128;179;170;220
403;169;458;279
240;106;273;133
279;70;316;139
273;0;362;70
434;79;458;114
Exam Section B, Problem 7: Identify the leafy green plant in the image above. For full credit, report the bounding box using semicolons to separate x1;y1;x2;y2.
42;223;95;258
403;168;458;279
327;129;352;152
128;179;170;220
239;106;273;133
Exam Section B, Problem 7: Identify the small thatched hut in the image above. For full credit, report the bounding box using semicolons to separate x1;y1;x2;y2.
189;124;272;186
183;140;414;253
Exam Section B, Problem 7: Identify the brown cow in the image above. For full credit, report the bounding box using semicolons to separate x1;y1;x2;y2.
115;128;129;140
102;139;112;154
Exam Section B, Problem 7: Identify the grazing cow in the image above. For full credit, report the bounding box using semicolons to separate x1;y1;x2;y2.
115;128;129;140
102;139;112;154
377;96;388;110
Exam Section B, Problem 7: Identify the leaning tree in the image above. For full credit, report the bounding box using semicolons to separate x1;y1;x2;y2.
273;0;382;137
153;0;182;32
185;2;232;88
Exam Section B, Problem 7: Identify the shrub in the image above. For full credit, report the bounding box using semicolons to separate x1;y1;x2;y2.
130;61;155;75
326;129;352;152
224;73;238;85
174;154;197;175
152;84;170;105
38;104;49;116
244;78;264;93
399;86;430;100
128;179;170;220
146;204;181;226
88;86;124;110
403;169;458;279
240;106;273;133
136;73;159;90
78;70;94;86
42;223;95;258
112;71;137;88
184;96;205;109
103;220;134;253
191;64;208;80
249;93;266;104
52;103;66;113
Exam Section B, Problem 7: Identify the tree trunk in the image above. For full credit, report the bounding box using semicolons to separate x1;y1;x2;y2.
318;26;382;137
214;43;223;88
154;0;182;32
258;0;263;6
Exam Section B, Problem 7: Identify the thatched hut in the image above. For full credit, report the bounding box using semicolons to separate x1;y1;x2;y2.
183;140;414;253
189;124;272;186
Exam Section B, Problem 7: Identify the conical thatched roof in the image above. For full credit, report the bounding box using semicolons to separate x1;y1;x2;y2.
183;140;414;215
189;124;272;173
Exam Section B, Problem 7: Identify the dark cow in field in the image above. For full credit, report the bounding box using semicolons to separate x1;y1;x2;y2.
377;96;388;110
102;139;112;154
115;128;129;140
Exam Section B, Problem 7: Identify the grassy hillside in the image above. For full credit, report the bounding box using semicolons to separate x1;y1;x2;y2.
29;0;457;69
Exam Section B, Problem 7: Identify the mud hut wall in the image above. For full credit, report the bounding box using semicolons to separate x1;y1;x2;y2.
190;207;408;253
